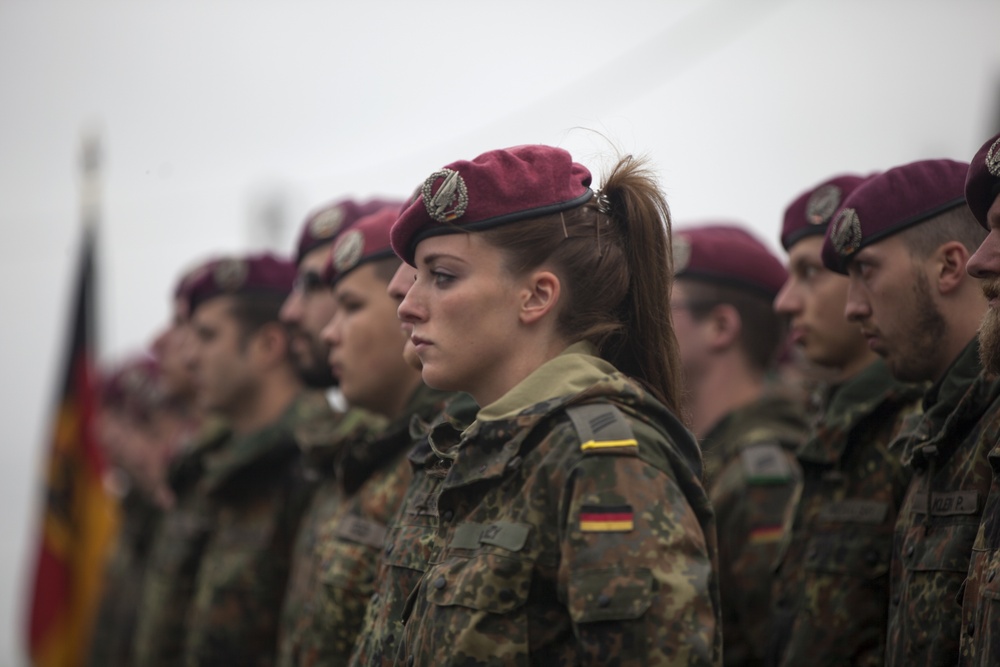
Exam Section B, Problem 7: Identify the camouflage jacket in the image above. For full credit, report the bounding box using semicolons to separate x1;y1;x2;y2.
275;406;385;667
132;419;230;667
374;344;721;666
346;392;479;667
87;487;162;667
957;351;1000;666
700;393;807;667
769;359;923;667
886;339;1000;667
180;392;333;667
279;384;451;667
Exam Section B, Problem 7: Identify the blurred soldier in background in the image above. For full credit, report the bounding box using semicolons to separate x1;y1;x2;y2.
771;175;924;667
288;206;450;664
956;132;1000;666
821;159;994;667
347;257;480;667
87;354;174;667
275;198;391;666
671;224;807;667
133;263;229;667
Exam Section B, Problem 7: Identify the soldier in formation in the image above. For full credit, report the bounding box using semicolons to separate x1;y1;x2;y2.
90;130;1000;666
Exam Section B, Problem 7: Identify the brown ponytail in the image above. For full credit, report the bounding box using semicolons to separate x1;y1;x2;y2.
481;154;682;415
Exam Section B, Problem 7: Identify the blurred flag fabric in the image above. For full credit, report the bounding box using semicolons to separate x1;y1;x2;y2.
26;139;119;667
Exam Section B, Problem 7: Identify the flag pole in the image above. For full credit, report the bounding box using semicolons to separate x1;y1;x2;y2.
25;130;119;667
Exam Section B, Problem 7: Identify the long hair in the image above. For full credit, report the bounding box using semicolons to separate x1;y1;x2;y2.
481;155;682;415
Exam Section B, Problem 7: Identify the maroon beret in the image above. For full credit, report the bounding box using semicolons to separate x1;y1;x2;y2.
187;253;296;314
965;132;1000;230
323;206;399;286
821;159;969;274
390;145;594;264
781;174;870;250
674;224;788;299
295;198;402;265
100;353;163;416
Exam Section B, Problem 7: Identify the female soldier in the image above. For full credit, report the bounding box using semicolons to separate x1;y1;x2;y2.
387;144;721;666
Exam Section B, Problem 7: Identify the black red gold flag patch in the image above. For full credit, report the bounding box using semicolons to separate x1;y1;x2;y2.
580;504;635;532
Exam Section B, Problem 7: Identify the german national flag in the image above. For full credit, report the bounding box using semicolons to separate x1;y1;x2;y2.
579;504;635;533
26;224;119;667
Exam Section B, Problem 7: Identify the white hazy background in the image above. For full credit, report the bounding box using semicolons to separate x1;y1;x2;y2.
2;1;999;664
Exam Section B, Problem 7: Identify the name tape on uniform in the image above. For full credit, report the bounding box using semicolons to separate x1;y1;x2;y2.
910;490;979;516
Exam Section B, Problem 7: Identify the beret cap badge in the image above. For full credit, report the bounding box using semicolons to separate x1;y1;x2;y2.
213;258;248;291
309;206;345;239
987;137;1000;179
422;168;469;223
332;229;365;274
805;184;842;225
830;208;862;256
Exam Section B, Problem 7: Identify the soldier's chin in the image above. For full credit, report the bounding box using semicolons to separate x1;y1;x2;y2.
403;342;422;371
979;308;1000;376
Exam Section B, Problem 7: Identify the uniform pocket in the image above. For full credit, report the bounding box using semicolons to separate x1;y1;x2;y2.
803;531;891;579
567;567;653;623
425;553;532;613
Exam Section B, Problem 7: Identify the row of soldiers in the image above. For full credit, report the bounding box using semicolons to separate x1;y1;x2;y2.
84;130;1000;666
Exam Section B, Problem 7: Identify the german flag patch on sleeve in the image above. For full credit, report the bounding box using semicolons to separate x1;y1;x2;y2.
579;504;635;532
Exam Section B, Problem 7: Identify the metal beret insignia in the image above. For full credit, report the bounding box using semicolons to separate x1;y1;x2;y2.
987;137;1000;179
806;184;842;226
672;236;691;273
830;208;862;256
422;168;469;223
213;258;248;291
332;229;365;274
309;206;345;239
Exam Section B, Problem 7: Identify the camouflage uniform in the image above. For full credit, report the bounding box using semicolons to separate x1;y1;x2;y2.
279;385;450;667
132;419;229;667
177;392;338;666
347;392;479;667
378;344;721;666
275;407;385;667
700;394;807;667
87;488;162;667
769;359;923;667
957;358;1000;666
885;339;1000;667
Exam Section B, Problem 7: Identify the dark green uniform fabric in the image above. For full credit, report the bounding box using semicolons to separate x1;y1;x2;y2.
955;344;1000;666
132;419;229;667
769;359;923;667
275;406;385;667
180;391;333;667
86;488;162;667
346;392;479;667
380;344;722;666
700;394;807;667
281;384;451;667
886;339;1000;667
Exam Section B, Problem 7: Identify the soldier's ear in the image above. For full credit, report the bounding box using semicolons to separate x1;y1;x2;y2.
249;321;290;366
934;241;971;295
705;303;741;351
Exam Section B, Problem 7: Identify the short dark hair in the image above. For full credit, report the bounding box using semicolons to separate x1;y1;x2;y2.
900;205;986;259
679;279;786;373
225;292;289;351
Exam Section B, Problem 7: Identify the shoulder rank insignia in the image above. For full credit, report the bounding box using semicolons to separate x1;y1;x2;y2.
748;523;784;544
579;504;634;532
567;403;638;456
740;441;792;484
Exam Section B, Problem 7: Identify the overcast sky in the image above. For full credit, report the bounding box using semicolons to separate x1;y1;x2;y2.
2;1;999;663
